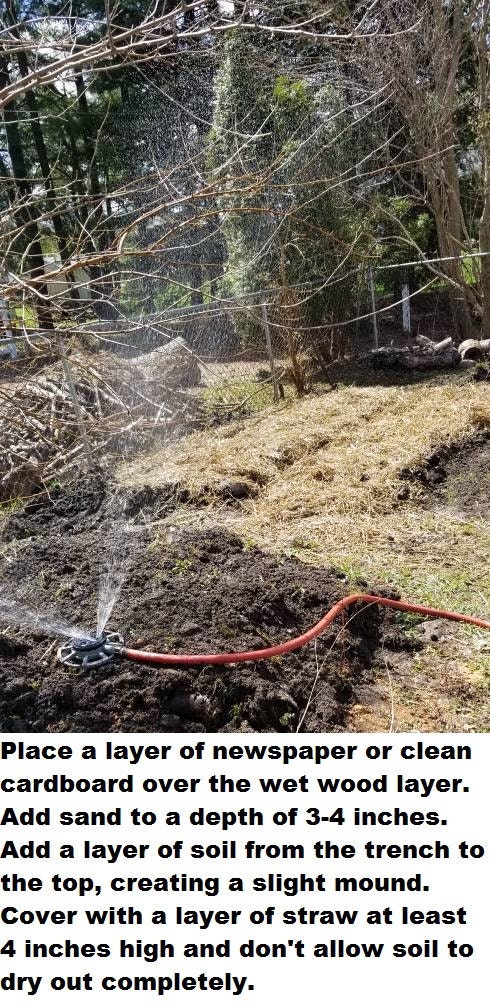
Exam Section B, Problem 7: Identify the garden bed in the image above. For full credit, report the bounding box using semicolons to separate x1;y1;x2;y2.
0;477;405;733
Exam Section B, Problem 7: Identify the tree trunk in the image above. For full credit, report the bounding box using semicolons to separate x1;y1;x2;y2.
74;72;117;320
12;48;80;306
477;4;490;340
429;170;474;342
189;264;204;304
480;213;490;340
75;74;102;198
0;58;54;329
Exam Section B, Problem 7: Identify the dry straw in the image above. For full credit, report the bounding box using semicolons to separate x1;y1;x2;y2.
120;376;490;580
120;374;490;728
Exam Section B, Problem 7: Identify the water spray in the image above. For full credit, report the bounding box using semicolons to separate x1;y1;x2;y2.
56;595;490;670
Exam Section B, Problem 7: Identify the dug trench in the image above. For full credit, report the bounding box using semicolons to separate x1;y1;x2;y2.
0;477;418;734
399;429;490;518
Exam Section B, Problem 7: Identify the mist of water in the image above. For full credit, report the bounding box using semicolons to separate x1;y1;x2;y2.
96;519;143;637
97;550;128;637
0;593;92;641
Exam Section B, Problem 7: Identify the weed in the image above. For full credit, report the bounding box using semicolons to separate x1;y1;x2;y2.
171;558;194;575
468;653;490;679
292;536;319;551
391;610;423;632
217;626;237;640
0;497;23;516
201;379;275;419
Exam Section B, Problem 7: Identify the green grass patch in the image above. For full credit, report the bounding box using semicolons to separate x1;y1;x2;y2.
0;497;23;517
201;379;275;417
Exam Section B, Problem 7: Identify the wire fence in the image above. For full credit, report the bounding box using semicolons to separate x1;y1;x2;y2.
0;251;485;503
1;250;474;383
0;269;471;403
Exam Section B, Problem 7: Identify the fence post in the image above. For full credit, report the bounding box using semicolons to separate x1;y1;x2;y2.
401;279;411;336
261;303;280;402
368;266;379;349
353;274;363;353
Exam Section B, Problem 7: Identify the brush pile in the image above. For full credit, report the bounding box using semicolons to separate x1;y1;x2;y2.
366;335;461;371
0;338;202;500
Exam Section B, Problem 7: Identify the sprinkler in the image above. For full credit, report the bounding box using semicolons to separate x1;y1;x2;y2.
58;631;124;670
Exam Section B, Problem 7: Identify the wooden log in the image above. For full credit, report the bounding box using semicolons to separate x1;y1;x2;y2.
458;338;490;360
415;335;453;352
415;335;437;348
365;345;461;370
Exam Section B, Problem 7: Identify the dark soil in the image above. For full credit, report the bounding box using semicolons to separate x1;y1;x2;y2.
399;431;490;518
0;478;412;734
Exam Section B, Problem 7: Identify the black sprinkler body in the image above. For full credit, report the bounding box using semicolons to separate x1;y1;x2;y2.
58;631;124;669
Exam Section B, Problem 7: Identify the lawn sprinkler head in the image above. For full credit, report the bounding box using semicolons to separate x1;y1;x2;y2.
57;631;124;670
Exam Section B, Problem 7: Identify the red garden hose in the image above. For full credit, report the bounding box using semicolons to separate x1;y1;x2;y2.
120;593;490;666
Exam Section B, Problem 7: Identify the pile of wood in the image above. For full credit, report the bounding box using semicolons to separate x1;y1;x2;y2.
365;335;461;371
0;338;202;499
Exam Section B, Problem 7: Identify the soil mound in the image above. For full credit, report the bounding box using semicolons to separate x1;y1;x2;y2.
0;479;403;734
